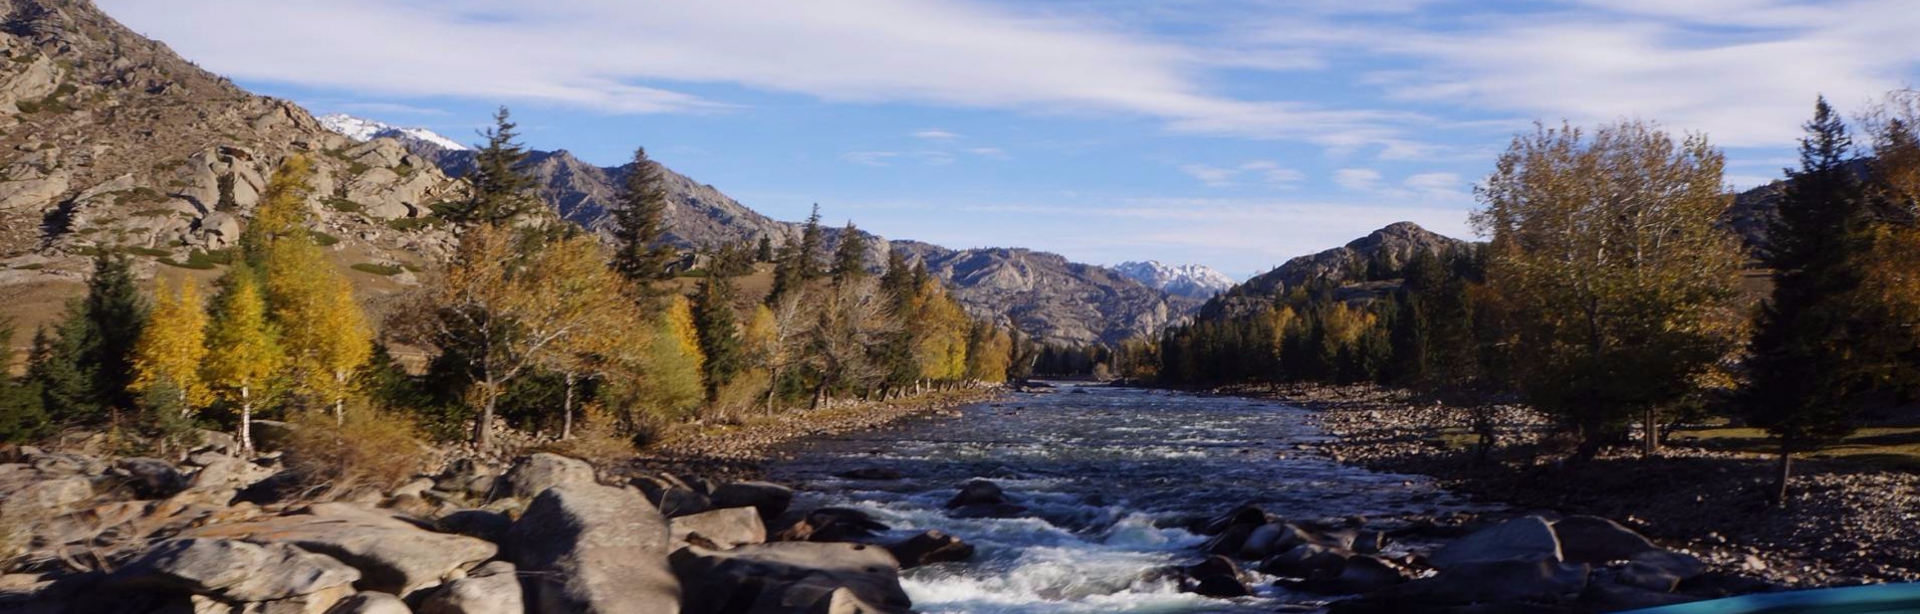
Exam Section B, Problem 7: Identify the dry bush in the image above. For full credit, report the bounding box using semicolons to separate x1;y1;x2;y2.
706;371;772;425
281;403;429;501
541;403;634;466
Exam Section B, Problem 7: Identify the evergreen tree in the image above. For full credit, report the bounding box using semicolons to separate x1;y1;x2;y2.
797;204;825;280
83;252;148;416
447;107;539;226
203;266;283;452
755;235;775;263
1742;98;1875;503
694;250;746;397
0;321;50;442
831;222;870;285
610;146;677;296
27;306;97;424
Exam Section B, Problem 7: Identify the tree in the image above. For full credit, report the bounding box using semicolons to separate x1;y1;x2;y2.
83;252;148;416
240;155;315;272
964;323;1013;384
203;266;283;452
446;107;539;226
798;205;825;280
752;289;811;413
610;146;677;296
0;321;51;442
807;278;898;405
27;308;96;425
1743;98;1890;503
132;278;211;418
831;222;870;285
1474;120;1745;459
640;295;707;419
694;253;746;397
755;235;775;263
267;238;373;421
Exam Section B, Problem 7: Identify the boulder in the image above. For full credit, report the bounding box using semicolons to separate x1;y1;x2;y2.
507;482;679;614
420;561;524;614
773;508;890;542
1237;523;1284;560
631;474;712;518
186;504;496;599
1203;523;1256;557
1426;515;1561;570
112;458;188;499
1628;550;1707;582
500;453;595;500
1258;544;1349;580
1286;556;1405;594
710;481;793;522
1198;504;1268;536
671;506;768;550
1586;582;1704;611
0;476;93;520
944;480;1006;508
1552;516;1658;564
110;538;360;602
438;509;512;545
1174;555;1249;598
885;531;974;569
1352;530;1387;555
1405;558;1590;604
671;542;911;614
326;592;411;614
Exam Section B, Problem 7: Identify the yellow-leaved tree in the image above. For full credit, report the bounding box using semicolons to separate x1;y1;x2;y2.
203;266;283;452
131;277;210;416
909;279;970;381
641;294;708;419
267;237;373;422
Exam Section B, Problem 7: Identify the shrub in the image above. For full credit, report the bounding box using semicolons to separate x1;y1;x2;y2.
308;230;340;247
122;246;171;258
323;198;362;213
157;257;213;270
538;404;634;466
280;404;428;501
351;263;404;276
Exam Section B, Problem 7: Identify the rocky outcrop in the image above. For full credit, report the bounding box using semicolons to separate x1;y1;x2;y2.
894;241;1197;344
506;482;680;614
670;542;913;614
1202;222;1469;319
108;538;360;602
185;503;498;598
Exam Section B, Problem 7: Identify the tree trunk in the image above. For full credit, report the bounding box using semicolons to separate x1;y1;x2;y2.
474;386;497;449
1774;446;1793;507
238;386;253;453
1642;405;1659;456
562;372;576;440
333;370;348;426
765;367;780;415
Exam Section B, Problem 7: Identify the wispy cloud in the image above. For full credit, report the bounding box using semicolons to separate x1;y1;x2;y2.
913;128;962;140
842;151;901;167
1180;160;1304;187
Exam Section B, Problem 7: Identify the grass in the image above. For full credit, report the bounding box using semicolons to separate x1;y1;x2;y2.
122;246;171;258
323;198;363;213
309;230;341;247
351;262;405;276
1670;423;1920;472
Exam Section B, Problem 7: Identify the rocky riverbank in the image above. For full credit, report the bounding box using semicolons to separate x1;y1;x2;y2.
0;443;980;613
1214;382;1920;591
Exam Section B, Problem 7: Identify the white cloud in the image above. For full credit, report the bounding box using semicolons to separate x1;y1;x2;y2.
965;147;1009;159
913;128;962;140
1334;168;1385;192
1180;160;1304;187
842;151;901;166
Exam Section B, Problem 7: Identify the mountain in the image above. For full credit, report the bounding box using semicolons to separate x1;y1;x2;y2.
893;242;1199;345
316;113;468;152
1202;222;1468;319
1110;261;1234;299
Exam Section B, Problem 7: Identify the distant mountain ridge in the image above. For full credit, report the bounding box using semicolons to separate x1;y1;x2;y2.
1110;260;1234;299
1202;222;1469;319
316;114;468;152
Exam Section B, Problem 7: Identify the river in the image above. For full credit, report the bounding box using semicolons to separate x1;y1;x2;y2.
764;383;1493;613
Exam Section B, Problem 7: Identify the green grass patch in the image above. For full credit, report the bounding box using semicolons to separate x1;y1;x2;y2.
308;230;341;247
122;246;171;258
158;256;214;270
12;263;44;270
1671;423;1920;472
323;198;363;213
351;262;405;276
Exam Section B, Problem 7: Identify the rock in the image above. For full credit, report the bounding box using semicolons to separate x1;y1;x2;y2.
947;502;1029;519
1238;523;1284;560
773;508;890;542
0;476;93;520
112;457;188;499
507;482;679;614
1353;530;1387;555
1628;550;1707;582
187;503;497;599
1619;561;1684;592
1426;515;1561;570
1552;516;1658;564
1176;555;1250;598
500;453;595;500
1586;582;1703;611
420;561;523;614
1198;504;1267;536
671;506;768;550
671;542;911;614
630;474;712;518
885;531;974;569
437;509;512;545
836;468;902;481
1259;544;1349;580
110;538;361;602
1403;558;1590;604
1204;523;1257;557
709;481;793;522
1321;556;1406;593
945;480;1007;508
325;592;411;614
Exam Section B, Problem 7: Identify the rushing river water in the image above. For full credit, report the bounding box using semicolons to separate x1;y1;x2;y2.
764;383;1493;614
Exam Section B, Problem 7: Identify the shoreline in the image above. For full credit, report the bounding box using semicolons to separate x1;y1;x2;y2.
1198;381;1920;589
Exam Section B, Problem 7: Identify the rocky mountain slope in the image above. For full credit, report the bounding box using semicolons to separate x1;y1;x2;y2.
1110;260;1234;299
892;241;1197;345
1202;222;1468;319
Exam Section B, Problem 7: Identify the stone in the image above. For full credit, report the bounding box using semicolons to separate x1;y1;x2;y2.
1239;523;1283;560
1619;561;1684;592
507;482;679;614
112;458;188;499
499;453;595;500
631;474;712;518
1353;529;1387;555
0;476;93;520
671;506;768;550
1176;555;1250;598
1204;523;1256;557
944;479;1007;508
1629;550;1707;582
773;508;891;542
110;538;360;602
1198;504;1267;536
1321;556;1406;593
885;531;974;569
1405;558;1590;604
437;509;512;545
1259;544;1349;580
1552;516;1659;564
324;592;410;614
187;504;496;599
947;502;1029;519
1426;515;1561;570
1586;582;1703;611
420;561;524;614
710;481;793;522
671;541;911;614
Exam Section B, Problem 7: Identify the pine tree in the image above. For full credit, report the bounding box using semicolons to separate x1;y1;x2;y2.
1742;98;1875;504
831;222;870;285
132;278;211;418
447;107;539;226
27;306;97;424
755;235;774;263
0;321;51;442
84;252;148;416
797;204;825;280
610;146;677;296
694;251;746;397
203;266;283;452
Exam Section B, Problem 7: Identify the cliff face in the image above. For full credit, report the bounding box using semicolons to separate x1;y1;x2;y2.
892;241;1197;345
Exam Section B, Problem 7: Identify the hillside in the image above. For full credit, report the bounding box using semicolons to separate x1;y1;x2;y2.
1201;222;1468;319
1110;260;1234;299
892;241;1197;345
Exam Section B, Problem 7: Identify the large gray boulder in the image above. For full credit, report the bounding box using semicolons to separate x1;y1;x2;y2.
1552;515;1659;564
500;453;596;500
420;561;524;614
326;592;411;614
631;474;712;518
507;482;680;614
670;506;767;551
709;481;793;522
110;538;360;602
186;503;496;599
671;542;911;614
1426;515;1561;569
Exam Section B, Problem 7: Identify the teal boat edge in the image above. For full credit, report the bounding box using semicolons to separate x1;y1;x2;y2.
1622;583;1920;614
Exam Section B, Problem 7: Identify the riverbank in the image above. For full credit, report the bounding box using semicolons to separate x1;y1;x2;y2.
1214;382;1920;588
627;386;1003;480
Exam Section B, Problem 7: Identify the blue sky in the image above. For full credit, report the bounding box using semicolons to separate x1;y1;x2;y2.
101;0;1920;278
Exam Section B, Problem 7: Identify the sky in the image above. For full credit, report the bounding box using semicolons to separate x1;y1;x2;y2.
100;0;1920;279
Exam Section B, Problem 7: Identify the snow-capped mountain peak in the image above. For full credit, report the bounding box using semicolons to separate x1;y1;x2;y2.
1111;260;1236;299
317;113;469;152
